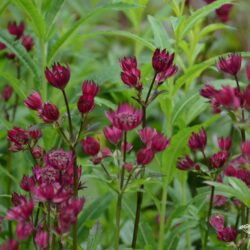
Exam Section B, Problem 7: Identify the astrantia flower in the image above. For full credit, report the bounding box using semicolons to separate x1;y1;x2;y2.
44;149;74;171
20;175;35;192
82;80;99;97
22;35;34;52
103;126;123;145
151;132;170;152
35;230;48;249
137;148;155;165
216;4;233;23
240;140;250;161
188;128;207;151
246;66;250;81
16;221;33;241
81;137;100;156
120;57;142;90
217;54;242;76
8;21;25;39
152;48;175;73
200;84;218;99
40;103;59;123
11;193;27;206
155;65;177;85
209;214;225;231
138;127;157;144
45;63;70;90
0;239;19;250
213;195;227;207
77;95;95;113
0;42;6;50
244;85;250;111
177;156;195;171
210;151;228;168
24;91;43;110
217;227;237;242
217;137;232;152
106;103;142;131
28;127;42;140
8;127;29;146
2;85;13;101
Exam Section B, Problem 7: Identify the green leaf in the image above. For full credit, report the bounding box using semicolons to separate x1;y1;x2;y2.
48;2;142;63
181;0;233;38
0;30;41;80
199;23;234;38
86;222;102;250
0;0;10;15
77;193;113;238
148;15;170;49
12;0;46;39
0;165;19;185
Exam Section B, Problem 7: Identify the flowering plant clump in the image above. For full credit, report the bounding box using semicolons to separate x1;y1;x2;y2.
0;1;250;250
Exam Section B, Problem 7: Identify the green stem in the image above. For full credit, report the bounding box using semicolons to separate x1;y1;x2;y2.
145;73;157;104
47;202;51;250
12;63;20;121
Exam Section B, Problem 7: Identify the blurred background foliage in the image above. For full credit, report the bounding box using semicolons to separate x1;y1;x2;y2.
0;0;250;249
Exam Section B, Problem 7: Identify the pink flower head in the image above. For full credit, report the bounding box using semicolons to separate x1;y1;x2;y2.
0;239;19;250
2;85;13;101
6;52;16;60
16;221;33;241
106;103;142;131
188;128;207;151
217;137;232;152
215;86;240;110
121;141;133;153
209;214;225;231
6;199;34;221
211;151;228;168
120;57;142;90
40;103;59;123
216;4;233;23
33;166;58;184
24;91;43;110
151;132;170;152
213;195;227;207
217;227;237;242
103;126;122;145
20;175;35;192
8;127;28;146
152;48;175;73
22;35;34;51
45;63;70;90
28;127;42;140
77;94;95;113
155;64;177;85
32;146;44;159
200;84;218;99
11;193;27;206
240;140;250;161
124;162;133;172
138;127;157;144
237;169;250;187
8;21;25;39
177;155;195;171
217;54;242;76
0;42;6;50
81;137;100;156
35;230;48;249
82;80;99;97
44;149;74;171
137;148;155;165
224;165;238;177
34;183;69;203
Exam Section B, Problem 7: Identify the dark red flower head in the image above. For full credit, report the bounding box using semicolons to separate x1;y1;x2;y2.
200;84;218;99
82;80;99;97
217;137;232;152
151;132;170;152
103;126;123;145
20;175;35;192
24;91;43;110
45;63;70;90
244;85;250;111
210;151;228;168
39;103;59;123
11;193;27;206
28;127;42;140
120;57;142;90
8;127;29;146
137;148;155;165
8;21;25;39
2;85;13;101
177;156;195;171
217;227;237;242
81;137;100;156
16;221;33;241
77;95;95;113
217;54;242;76
240;140;250;161
152;48;175;73
0;42;6;50
209;214;225;231
35;230;48;249
188;128;207;151
0;239;19;250
216;4;233;23
22;35;34;52
106;103;142;131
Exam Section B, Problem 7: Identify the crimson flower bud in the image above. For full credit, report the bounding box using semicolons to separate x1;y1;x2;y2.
155;65;177;85
200;84;218;99
217;137;232;151
28;127;42;140
136;148;154;165
22;35;34;51
217;54;242;76
209;214;225;232
124;162;133;172
77;95;95;113
177;156;195;171
211;151;228;168
217;227;237;242
213;195;227;207
8;127;29;146
16;222;33;241
216;4;233;23
40;103;59;123
152;48;175;73
32;146;44;159
11;192;27;206
24;91;43;110
8;21;25;39
103;126;122;145
45;63;70;90
0;42;6;50
6;52;16;60
20;175;35;192
2;85;13;101
151;133;170;152
188;128;207;151
240;140;250;161
35;230;48;249
224;165;238;177
121;142;133;153
81;137;100;156
82;80;99;97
